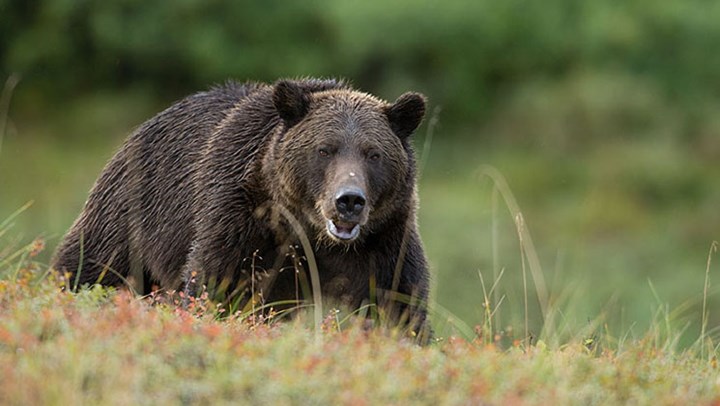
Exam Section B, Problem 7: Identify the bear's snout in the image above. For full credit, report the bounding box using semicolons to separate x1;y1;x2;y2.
335;187;366;220
324;185;368;242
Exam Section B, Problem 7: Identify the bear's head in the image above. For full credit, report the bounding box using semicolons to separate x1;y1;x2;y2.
268;79;426;244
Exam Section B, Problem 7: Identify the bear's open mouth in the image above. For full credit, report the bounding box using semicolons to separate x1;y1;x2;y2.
326;219;360;241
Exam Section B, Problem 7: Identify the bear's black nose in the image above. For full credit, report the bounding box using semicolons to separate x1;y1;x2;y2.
336;189;366;218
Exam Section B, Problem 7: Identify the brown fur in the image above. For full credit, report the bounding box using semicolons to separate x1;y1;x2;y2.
53;78;431;338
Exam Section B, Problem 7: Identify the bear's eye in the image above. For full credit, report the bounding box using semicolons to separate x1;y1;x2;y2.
318;148;330;158
369;152;381;161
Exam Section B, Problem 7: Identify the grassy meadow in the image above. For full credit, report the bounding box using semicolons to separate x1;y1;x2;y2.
1;243;719;404
2;0;720;401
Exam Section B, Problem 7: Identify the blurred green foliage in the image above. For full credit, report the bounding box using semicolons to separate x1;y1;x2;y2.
4;0;720;129
1;0;719;342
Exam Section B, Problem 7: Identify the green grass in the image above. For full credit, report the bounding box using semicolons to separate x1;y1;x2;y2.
1;246;719;405
417;139;720;345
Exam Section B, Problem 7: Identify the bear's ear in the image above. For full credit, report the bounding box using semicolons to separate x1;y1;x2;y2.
385;92;427;139
273;80;311;128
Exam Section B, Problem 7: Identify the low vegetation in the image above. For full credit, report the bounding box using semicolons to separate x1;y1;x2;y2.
1;238;719;405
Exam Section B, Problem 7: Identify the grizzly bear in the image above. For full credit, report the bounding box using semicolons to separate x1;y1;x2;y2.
53;78;431;338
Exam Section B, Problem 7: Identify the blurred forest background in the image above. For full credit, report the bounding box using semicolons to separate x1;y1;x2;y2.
1;0;718;341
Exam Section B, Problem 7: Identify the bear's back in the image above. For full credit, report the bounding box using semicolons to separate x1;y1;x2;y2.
123;81;264;283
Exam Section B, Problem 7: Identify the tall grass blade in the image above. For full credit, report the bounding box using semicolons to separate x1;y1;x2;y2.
418;105;441;177
0;74;21;158
491;187;502;331
477;165;549;322
428;301;475;340
0;201;33;234
276;205;323;337
73;231;84;291
701;241;718;359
